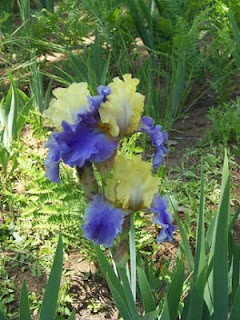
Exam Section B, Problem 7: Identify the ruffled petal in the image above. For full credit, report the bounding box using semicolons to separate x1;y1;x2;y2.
150;194;176;242
105;155;159;210
138;116;168;170
82;195;125;247
99;74;145;137
44;82;90;127
44;135;61;183
54;120;118;168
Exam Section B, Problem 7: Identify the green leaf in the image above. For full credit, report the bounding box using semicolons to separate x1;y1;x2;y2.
186;267;207;320
117;267;140;320
127;0;153;49
106;271;133;320
142;310;159;320
94;246;130;308
0;307;6;320
129;216;136;302
229;9;240;52
30;59;44;113
0;147;10;172
162;258;185;320
228;233;240;303
194;158;206;278
230;282;240;320
137;266;156;313
20;280;32;320
17;97;34;136
229;206;240;231
39;236;63;320
67;310;75;320
8;74;19;142
168;195;194;272
213;155;230;320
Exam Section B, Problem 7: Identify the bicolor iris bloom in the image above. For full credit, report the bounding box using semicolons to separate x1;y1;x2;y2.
44;75;146;183
82;195;126;247
150;193;176;242
138;116;168;170
105;154;159;210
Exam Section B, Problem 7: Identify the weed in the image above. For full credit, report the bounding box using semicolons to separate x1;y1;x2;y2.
207;98;240;145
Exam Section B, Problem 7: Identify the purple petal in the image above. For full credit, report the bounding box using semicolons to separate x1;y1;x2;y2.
139;116;154;129
153;148;164;170
55;120;118;168
97;85;111;101
150;193;176;242
82;195;125;247
138;116;168;170
44;135;61;183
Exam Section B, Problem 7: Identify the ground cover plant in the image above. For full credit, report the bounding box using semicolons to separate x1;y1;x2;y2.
0;0;240;319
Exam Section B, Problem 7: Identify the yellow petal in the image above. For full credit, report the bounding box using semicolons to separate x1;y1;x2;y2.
105;155;159;210
99;74;145;137
44;82;90;128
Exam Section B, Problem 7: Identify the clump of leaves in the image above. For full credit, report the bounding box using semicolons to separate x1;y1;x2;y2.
207;98;240;145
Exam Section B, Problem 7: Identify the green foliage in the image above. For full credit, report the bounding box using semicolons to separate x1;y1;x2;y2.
0;0;14;33
0;75;34;171
207;99;240;145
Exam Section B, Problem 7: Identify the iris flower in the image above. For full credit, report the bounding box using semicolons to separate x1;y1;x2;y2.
150;193;176;242
44;75;146;183
44;85;118;182
82;155;174;246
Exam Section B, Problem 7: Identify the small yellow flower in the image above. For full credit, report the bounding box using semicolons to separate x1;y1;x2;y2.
99;74;145;137
105;155;159;210
44;82;90;127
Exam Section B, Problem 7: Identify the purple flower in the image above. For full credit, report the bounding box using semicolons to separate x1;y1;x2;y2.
82;195;125;247
138;116;168;170
45;87;119;183
150;193;176;242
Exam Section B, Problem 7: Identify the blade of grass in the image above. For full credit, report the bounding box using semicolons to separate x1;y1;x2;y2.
186;267;207;320
168;195;194;272
39;236;63;320
94;246;130;308
161;258;185;320
194;158;206;278
106;272;133;320
117;267;140;320
230;282;240;320
212;155;230;320
19;280;32;320
30;58;44;113
137;265;156;313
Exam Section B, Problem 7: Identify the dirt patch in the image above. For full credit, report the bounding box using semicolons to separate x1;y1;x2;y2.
166;105;212;168
66;251;119;320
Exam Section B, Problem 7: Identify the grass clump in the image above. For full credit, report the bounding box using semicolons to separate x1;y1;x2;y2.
207;98;240;145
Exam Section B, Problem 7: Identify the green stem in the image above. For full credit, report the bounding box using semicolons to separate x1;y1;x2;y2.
129;215;136;302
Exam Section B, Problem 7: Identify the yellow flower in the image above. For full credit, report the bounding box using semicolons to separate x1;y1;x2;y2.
44;82;90;127
105;155;159;210
99;74;145;137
